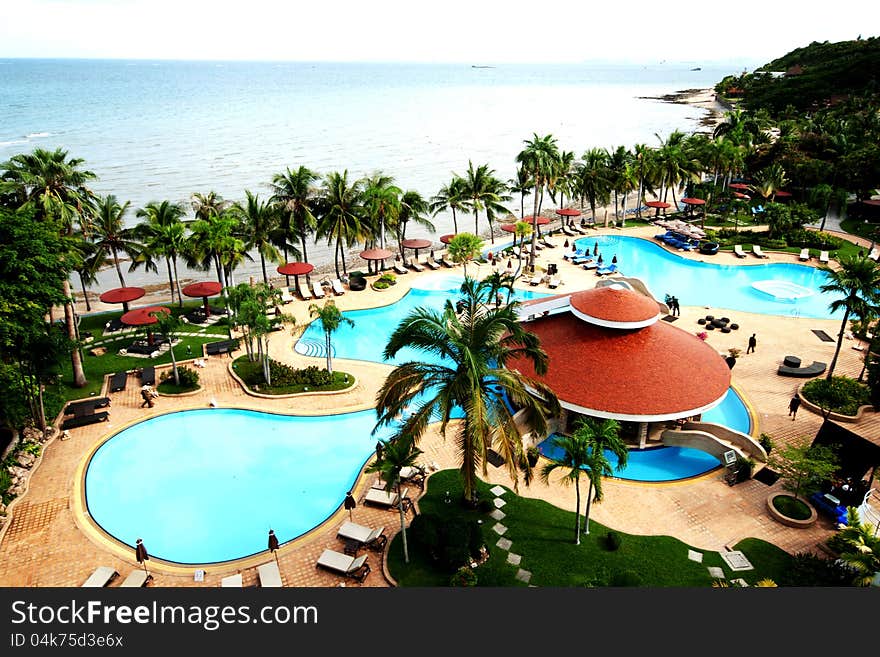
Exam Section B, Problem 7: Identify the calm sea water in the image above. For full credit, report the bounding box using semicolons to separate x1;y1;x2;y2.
0;59;737;287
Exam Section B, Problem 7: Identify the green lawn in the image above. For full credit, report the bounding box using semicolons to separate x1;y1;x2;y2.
387;470;794;587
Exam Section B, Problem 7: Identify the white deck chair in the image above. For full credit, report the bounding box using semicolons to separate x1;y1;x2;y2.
299;284;313;301
221;573;243;587
82;566;119;587
819;251;830;263
393;261;409;275
316;549;371;582
752;245;768;258
337;521;387;551
280;287;296;303
733;244;747;258
257;561;283;587
311;281;326;299
408;257;425;272
799;248;810;261
869;248;880;261
120;570;152;587
331;279;346;295
529;273;543;286
424;256;440;270
364;486;408;508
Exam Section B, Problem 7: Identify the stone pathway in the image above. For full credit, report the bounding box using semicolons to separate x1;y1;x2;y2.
488;485;532;585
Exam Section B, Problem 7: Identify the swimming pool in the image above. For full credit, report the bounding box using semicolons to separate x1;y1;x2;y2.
572;235;841;319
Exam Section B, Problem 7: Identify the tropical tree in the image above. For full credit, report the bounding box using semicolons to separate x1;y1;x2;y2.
315;170;363;279
507;167;532;220
373;276;560;504
574;148;612;225
0;147;98;387
446;232;484;277
361;172;401;251
232;190;283;285
133;200;188;306
191;190;230;222
769;437;838;501
540;432;591;544
365;434;423;564
459;161;510;245
308;300;353;375
430;176;467;235
516;133;560;269
150;310;183;387
71;238;104;312
834;507;880;587
226;282;288;384
574;417;626;535
819;255;880;379
269;165;319;281
394;190;434;250
185;208;242;292
88;194;140;288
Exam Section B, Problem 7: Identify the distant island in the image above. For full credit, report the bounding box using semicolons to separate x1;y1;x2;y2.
471;65;495;69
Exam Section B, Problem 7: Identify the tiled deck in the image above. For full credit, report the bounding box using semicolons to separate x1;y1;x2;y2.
1;223;877;587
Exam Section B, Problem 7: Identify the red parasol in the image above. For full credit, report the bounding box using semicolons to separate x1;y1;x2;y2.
500;223;518;233
644;200;671;218
99;286;145;314
182;281;223;317
277;262;314;296
522;215;551;225
121;306;170;345
680;198;706;205
729;183;751;191
439;234;457;244
774;190;792;199
555;208;581;217
733;192;749;199
360;248;394;260
401;238;432;259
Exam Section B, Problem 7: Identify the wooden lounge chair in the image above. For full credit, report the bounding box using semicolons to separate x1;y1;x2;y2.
257;561;283;587
819;251;830;263
312;281;326;299
82;566;119;587
529;273;543;286
548;276;561;289
62;410;110;430
331;279;346;296
393;261;409;275
408;257;425;272
336;521;387;552
364;486;409;509
540;238;556;248
440;254;455;268
221;573;243;587
316;549;371;583
120;570;152;587
733;244;747;258
65;397;110;416
799;248;810;261
280;287;296;303
424;256;440;270
299;284;313;301
140;366;155;387
752;245;769;258
109;371;128;392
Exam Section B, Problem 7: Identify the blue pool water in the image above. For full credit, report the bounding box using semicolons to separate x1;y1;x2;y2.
573;235;841;319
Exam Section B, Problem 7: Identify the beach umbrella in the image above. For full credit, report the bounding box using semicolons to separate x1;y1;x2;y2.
563;239;569;248
401;238;432;261
644;200;671;218
135;538;150;576
343;491;357;522
277;262;314;297
593;242;599;256
99;286;145;314
120;305;170;345
268;529;280;565
181;281;223;317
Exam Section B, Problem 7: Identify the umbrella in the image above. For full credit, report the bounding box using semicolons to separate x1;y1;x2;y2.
277;262;314;296
99;286;145;314
135;538;150;576
729;183;751;191
593;242;599;256
120;306;170;345
401;238;432;260
563;239;569;248
439;234;457;245
268;529;280;565
344;491;357;522
181;281;223;317
644;200;671;218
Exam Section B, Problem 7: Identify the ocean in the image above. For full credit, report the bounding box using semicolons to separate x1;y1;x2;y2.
0;59;738;291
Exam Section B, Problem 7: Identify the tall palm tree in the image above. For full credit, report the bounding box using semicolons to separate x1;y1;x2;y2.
516;134;559;269
315;171;363;279
365;435;423;564
394;190;434;251
133;200;188;306
71;238;104;312
88;194;140;288
151;310;183;386
576;417;627;535
0;147;98;387
191;190;230;221
835;507;880;587
574;148;612;225
507;167;532;220
361;172;401;251
232;190;283;285
373;276;560;503
185;209;242;292
820;255;880;379
446;232;484;277
269;165;319;282
430;176;467;235
458;161;510;245
308;300;354;375
540;432;591;544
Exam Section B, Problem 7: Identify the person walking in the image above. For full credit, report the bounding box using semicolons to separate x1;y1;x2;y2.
788;394;801;420
140;385;155;408
746;333;757;354
671;296;680;316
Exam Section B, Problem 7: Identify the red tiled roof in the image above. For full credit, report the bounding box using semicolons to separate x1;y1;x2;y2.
570;286;660;327
508;312;730;420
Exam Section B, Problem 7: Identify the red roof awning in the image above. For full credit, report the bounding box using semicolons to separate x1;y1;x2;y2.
359;248;394;261
120;306;170;327
181;281;222;298
277;262;314;276
680;198;706;205
401;238;432;250
555;208;581;217
99;287;146;304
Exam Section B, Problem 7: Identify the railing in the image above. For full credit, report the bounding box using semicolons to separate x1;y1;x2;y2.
857;490;880;537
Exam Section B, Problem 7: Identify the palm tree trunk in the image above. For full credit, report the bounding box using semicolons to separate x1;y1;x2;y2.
299;219;312;286
165;258;176;305
36;381;47;431
78;274;91;312
260;252;268;285
474;209;479;235
452;208;458;234
574;478;581;545
64;281;87;388
170;335;180;386
488;216;495;244
172;257;184;308
397;479;409;563
583;480;594;535
325;331;333;374
112;246;126;287
528;177;540;270
827;308;851;379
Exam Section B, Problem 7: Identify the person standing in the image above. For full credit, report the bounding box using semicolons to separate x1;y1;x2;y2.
788;394;801;420
140;385;155;408
672;296;680;316
747;333;757;354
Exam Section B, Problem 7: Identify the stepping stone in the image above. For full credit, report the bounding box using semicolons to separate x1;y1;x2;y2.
490;509;506;521
493;497;506;509
720;550;754;571
515;569;532;584
687;549;703;563
496;537;512;551
731;578;749;587
492;523;508;536
507;553;522;566
490;485;506;497
707;566;725;579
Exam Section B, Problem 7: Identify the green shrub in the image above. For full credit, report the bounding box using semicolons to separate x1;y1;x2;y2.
410;513;483;572
0;465;12;504
609;569;643;587
802;376;871;416
378;272;396;284
759;433;773;454
778;552;854;587
160;365;200;389
784;228;844;250
605;531;622;551
373;280;390;290
267;362;332;387
449;566;478;587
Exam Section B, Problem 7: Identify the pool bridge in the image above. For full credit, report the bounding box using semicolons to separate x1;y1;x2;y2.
661;421;768;471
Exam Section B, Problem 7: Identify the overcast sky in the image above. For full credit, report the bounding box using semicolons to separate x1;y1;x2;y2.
0;0;874;65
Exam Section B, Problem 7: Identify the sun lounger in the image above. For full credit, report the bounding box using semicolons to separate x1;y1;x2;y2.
108;371;127;393
316;549;371;583
408;257;425;272
82;566;119;587
140;366;155;387
582;261;599;270
65;397;110;416
540;238;556;248
337;521;387;552
62;410;109;430
221;573;243;587
733;244;747;258
331;279;346;295
364;486;409;509
441;255;455;268
120;570;152;587
596;264;619;276
819;251;830;263
752;245;769;258
799;248;810;261
257;561;283;587
529;273;543;286
548;276;561;289
869;248;880;262
312;281;326;299
280;287;296;303
393;262;409;275
298;283;313;301
561;225;576;236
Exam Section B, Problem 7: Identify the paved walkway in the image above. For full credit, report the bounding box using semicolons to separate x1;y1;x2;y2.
1;220;877;588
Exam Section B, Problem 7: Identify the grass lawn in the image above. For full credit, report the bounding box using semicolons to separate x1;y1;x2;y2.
387;470;794;587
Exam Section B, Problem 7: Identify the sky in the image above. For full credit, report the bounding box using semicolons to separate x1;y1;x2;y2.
0;0;875;66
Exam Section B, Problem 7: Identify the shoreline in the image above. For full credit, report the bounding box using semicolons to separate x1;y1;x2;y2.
644;86;728;131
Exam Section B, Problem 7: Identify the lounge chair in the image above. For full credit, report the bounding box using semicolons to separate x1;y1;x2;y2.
440;255;455;268
257;561;283;587
331;279;346;296
120;570;152;587
408;257;425;272
819;251;830;263
280;287;296;303
424;255;440;270
529;273;543;286
364;486;409;509
752;245;769;258
82;566;119;587
316;549;371;583
62;410;109;430
140;366;155;387
548;276;561;289
299;284;313;301
732;244;747;258
869;248;880;262
582;261;599;270
540;238;556;248
221;573;243;587
799;248;810;261
337;521;387;552
596;264;619;276
561;225;576;237
65;397;110;416
392;261;409;275
109;371;128;392
312;281;326;299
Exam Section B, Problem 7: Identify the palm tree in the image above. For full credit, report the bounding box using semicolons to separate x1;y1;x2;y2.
232;190;283;285
0;147;98;387
315;171;363;279
516;134;559;269
71;238;104;312
820;255;880;379
151;310;183;386
507;167;532;220
394;190;434;251
365;434;423;564
574;148;612;225
458;161;510;245
446;232;483;277
361;172;401;251
575;417;627;535
191;190;230;222
308;300;354;375
269;165;319;282
133;200;188;306
185;209;241;292
835;507;880;586
373;276;560;504
430;176;467;235
88;194;141;288
540;432;591;544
